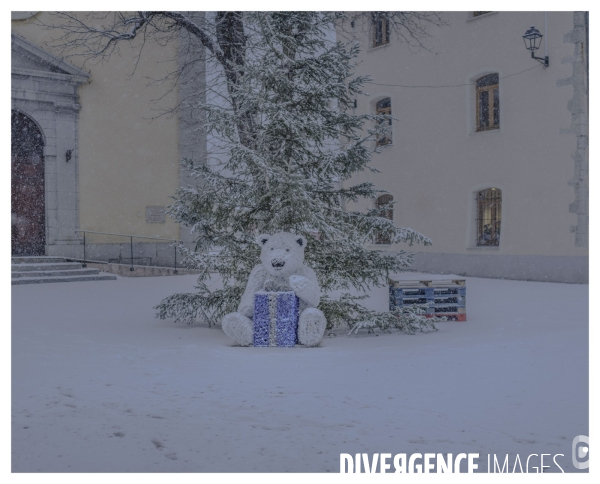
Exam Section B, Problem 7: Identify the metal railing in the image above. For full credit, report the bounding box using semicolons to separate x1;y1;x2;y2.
75;230;181;273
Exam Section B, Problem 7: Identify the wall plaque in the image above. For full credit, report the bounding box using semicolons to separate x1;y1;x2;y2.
145;206;166;224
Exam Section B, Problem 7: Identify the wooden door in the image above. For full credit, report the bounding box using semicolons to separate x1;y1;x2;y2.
11;111;46;256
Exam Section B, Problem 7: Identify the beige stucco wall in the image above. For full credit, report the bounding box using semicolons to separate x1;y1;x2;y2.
12;12;181;244
343;11;587;259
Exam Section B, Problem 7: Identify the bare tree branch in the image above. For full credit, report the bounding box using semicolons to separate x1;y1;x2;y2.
38;11;447;145
337;11;448;53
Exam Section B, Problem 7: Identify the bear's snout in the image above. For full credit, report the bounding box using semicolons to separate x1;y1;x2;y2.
271;259;285;269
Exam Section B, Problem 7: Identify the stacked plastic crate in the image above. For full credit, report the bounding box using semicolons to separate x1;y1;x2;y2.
389;279;467;321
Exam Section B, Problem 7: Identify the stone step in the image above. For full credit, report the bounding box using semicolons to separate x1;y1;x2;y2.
11;262;83;272
11;269;101;279
12;274;118;285
11;257;68;264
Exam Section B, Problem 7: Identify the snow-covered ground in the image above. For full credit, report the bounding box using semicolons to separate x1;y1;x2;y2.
12;272;588;472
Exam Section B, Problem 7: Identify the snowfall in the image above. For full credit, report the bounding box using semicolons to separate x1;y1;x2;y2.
12;271;588;473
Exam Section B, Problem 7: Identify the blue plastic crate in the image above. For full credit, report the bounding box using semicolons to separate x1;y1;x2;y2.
389;279;467;321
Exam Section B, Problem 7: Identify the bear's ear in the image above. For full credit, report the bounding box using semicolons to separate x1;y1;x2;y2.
256;234;270;247
295;235;306;248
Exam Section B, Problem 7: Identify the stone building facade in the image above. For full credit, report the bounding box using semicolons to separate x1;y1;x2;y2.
11;12;204;266
340;11;588;283
11;12;588;282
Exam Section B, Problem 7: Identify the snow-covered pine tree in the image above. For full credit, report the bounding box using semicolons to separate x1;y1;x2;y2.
155;12;436;334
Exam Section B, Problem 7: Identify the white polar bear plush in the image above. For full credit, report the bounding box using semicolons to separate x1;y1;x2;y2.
222;232;327;347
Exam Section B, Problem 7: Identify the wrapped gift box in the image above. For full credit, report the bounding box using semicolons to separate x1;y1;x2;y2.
253;291;299;347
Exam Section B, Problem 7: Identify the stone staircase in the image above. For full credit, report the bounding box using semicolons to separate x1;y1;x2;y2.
11;257;117;285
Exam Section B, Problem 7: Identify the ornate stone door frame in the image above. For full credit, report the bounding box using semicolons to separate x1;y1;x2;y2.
11;34;89;257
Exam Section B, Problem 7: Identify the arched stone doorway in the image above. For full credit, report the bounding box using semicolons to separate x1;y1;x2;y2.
11;110;46;256
12;34;89;258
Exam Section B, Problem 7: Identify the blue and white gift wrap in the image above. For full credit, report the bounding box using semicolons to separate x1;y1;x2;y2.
253;291;299;347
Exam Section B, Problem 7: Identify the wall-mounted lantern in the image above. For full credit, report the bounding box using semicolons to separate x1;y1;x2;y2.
522;26;549;68
66;149;72;162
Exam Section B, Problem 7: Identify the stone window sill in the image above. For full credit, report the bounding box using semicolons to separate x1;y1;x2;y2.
368;42;391;53
467;12;498;22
